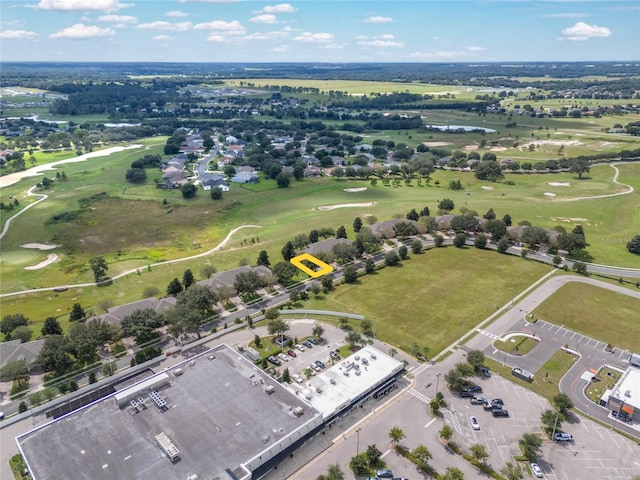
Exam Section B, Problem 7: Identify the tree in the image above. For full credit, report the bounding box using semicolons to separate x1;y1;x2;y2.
500;462;523;480
181;183;197;199
42;317;63;336
332;242;358;263
434;234;444;247
569;158;590;179
276;173;290;188
388;426;405;447
471;443;489;464
365;444;382;464
627;235;640;255
398;245;408;260
384;251;400;266
451;214;479;233
121;308;164;344
88;256;109;284
125;167;147;183
519;432;543;461
234;270;264;296
484;219;507;240
497;237;510;253
200;265;217;279
438;198;455;212
345;331;363;347
309;229;319;244
1;313;29;337
411;239;422;254
365;257;375;273
268;318;289;343
313;323;325;341
573;260;588;275
541;409;561;435
69;303;85;322
467;350;485;372
321;275;334;293
343;265;358;283
272;261;298;285
177;284;218;314
210;186;223;200
336;225;347;239
406;208;419;221
0;360;29;383
445;362;474;391
353;217;363;233
165;303;206;339
167;278;183;295
475;160;503;181
521;226;549;246
453;232;467;247
449;178;463;190
37;335;73;375
182;269;195;289
441;467;465;480
474;233;488;249
11;326;32;343
439;424;453;443
257;250;270;267
483;208;496;220
281;241;295;261
142;286;161;298
552;392;574;418
503;213;512;226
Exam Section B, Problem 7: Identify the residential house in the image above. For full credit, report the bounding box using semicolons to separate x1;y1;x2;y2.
304;165;323;177
0;339;45;374
303;238;352;257
197;265;272;292
86;297;177;328
230;172;260;184
370;219;420;239
201;175;230;191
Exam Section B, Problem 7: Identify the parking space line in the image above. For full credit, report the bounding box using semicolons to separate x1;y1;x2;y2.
570;332;577;339
424;418;437;429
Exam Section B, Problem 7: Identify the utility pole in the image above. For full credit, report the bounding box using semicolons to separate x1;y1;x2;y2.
436;373;441;395
356;428;362;456
552;411;560;438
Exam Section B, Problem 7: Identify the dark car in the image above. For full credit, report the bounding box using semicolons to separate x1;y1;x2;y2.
459;390;473;398
315;360;326;369
308;337;317;344
376;469;394;479
303;340;313;348
481;367;491;378
330;351;340;360
491;398;504;407
468;385;482;393
267;355;281;366
492;408;509;417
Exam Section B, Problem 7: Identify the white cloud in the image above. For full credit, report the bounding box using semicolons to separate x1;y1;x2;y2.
467;46;485;52
271;44;290;52
259;4;297;14
541;13;587;18
559;22;611;41
409;50;464;59
137;21;192;31
250;14;278;24
293;32;334;44
0;29;37;39
49;23;114;38
193;20;244;34
357;34;402;48
36;0;130;11
243;30;289;41
320;43;342;49
206;34;228;42
364;16;392;24
165;10;188;18
98;15;136;23
152;35;173;41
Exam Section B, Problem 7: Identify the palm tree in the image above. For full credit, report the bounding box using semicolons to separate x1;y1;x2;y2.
519;432;542;462
412;444;432;464
388;347;397;358
500;462;523;480
388;426;405;448
470;443;489;464
439;425;453;444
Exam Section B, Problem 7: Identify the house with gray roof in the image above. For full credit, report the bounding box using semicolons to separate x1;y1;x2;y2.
369;219;420;238
230;172;260;184
303;238;352;257
87;297;177;327
0;339;45;373
197;265;272;291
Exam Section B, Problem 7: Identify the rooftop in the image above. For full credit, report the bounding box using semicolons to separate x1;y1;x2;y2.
610;366;640;409
17;344;320;480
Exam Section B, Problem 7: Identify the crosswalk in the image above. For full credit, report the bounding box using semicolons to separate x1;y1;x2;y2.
476;328;499;340
408;388;431;404
443;405;463;434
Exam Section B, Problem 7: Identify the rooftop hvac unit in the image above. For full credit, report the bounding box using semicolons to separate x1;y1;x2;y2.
292;406;304;417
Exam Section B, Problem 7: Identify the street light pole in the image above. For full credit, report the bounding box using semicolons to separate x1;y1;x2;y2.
458;321;464;347
356;428;362;456
436;373;441;395
552;411;560;438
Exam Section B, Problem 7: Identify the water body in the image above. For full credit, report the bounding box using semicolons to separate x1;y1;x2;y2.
424;124;497;133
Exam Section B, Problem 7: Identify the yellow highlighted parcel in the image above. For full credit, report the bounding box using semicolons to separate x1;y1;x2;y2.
289;253;334;278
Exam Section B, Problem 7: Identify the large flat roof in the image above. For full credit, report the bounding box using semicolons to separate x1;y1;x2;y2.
297;345;404;418
611;367;640;409
17;344;320;480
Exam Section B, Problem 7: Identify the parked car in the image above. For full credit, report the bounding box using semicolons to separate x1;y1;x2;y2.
553;432;573;442
376;469;394;479
468;385;482;393
295;344;305;352
492;408;509;417
491;398;504;407
292;374;303;383
531;462;543;478
278;353;289;362
483;403;494;411
330;350;340;360
459;390;473;398
267;355;281;366
471;396;488;405
481;367;491;377
303;340;313;348
310;363;321;371
470;416;480;430
315;360;326;369
307;337;317;344
287;349;297;357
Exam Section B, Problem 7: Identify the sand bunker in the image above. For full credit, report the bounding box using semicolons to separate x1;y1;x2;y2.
25;254;59;270
481;186;494;191
317;202;376;211
490;146;508;151
343;187;368;192
20;243;60;250
548;182;571;187
544;192;557;197
422;141;451;147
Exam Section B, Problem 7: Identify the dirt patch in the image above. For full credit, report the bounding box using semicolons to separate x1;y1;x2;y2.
343;187;368;192
490;146;508;151
544;192;557;197
481;186;494;191
24;254;59;270
20;243;60;250
422;141;451;147
317;202;376;211
548;182;571;187
550;217;589;223
463;145;479;150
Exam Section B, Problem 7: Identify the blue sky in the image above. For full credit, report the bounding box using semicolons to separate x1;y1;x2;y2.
0;1;637;63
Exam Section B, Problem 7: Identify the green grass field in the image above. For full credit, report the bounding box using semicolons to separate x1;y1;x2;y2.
303;247;549;355
532;282;640;351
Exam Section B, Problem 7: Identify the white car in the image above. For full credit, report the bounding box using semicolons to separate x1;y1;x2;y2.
278;353;289;362
292;374;303;383
530;463;543;478
310;363;321;371
295;344;305;352
470;416;480;430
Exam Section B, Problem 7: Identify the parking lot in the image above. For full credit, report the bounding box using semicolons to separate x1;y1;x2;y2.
267;336;340;383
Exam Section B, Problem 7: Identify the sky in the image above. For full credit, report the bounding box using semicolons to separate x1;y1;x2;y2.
0;0;638;63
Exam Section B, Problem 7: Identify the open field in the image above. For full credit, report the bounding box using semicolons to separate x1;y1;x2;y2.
303;247;549;355
531;282;640;351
